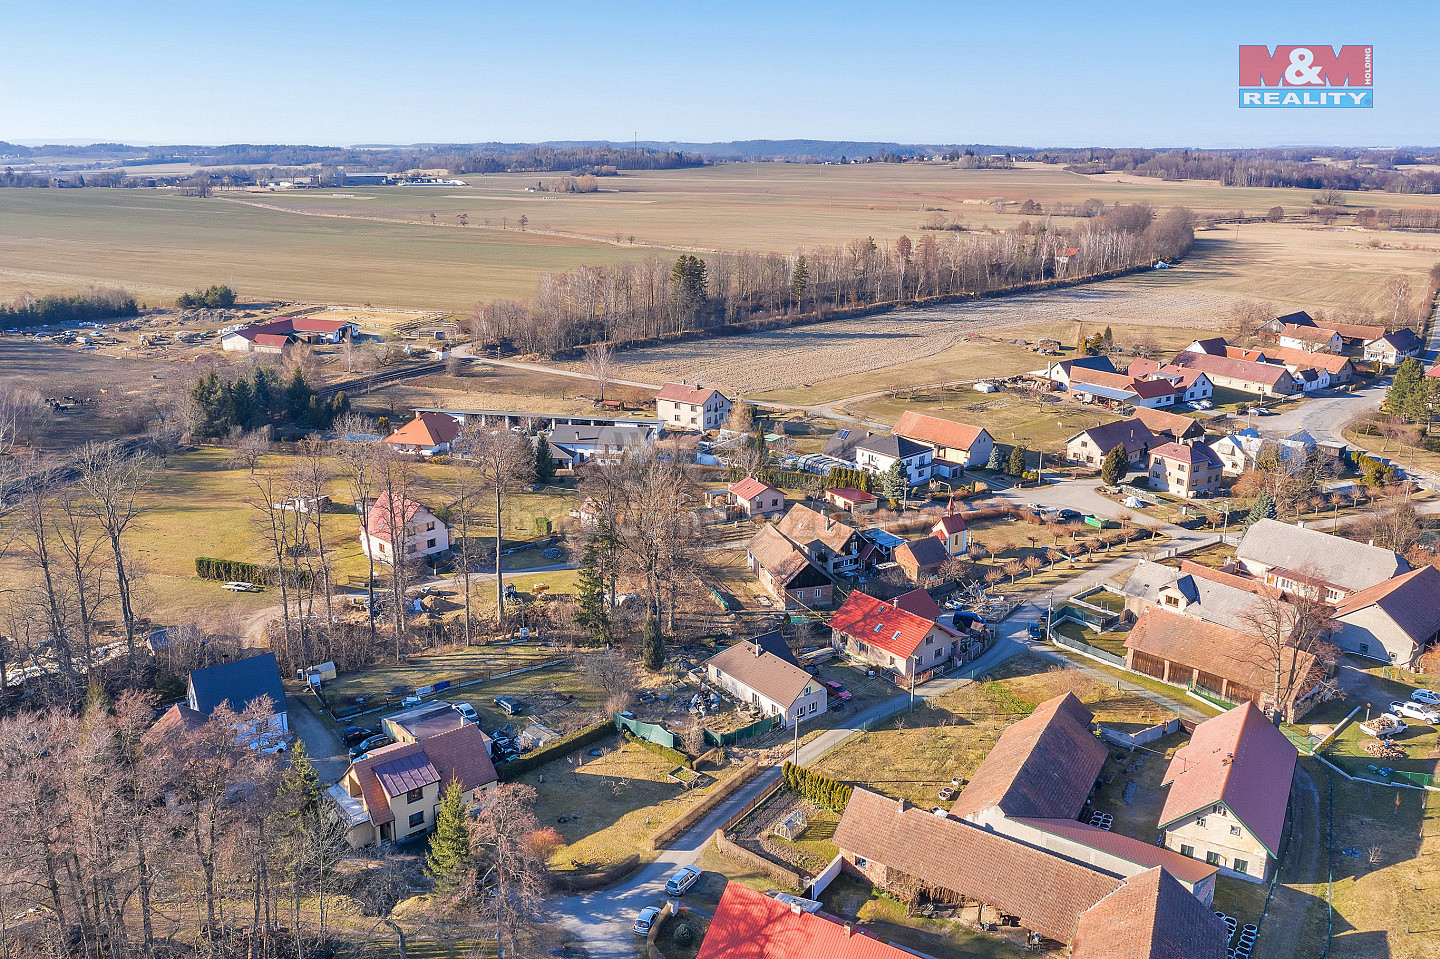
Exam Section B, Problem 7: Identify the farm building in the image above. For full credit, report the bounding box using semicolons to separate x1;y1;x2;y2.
221;316;358;353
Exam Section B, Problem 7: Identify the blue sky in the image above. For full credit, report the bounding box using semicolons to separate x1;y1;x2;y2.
3;0;1435;147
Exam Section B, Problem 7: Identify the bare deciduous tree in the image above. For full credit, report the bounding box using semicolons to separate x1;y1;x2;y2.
470;429;536;628
583;342;616;402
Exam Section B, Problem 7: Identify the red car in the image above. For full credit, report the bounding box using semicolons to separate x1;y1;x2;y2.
821;680;852;701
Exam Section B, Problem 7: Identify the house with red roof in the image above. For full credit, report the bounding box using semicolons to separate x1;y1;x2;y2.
823;487;878;514
382;411;463;456
728;477;785;518
1158;702;1297;883
932;513;969;556
1278;324;1342;354
892;411;994;477
696;882;911;959
656;381;731;431
221;316;359;353
1331;564;1440;668
828;589;963;683
334;724;497;847
1146;442;1223;498
360;493;450;565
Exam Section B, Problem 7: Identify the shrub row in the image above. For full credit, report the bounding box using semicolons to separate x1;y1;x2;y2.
781;761;852;813
195;556;314;589
624;730;692;769
496;720;612;781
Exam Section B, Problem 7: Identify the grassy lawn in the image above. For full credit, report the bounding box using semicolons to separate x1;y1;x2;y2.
1052;619;1130;659
821;874;1025;959
1324;715;1439;780
520;739;742;875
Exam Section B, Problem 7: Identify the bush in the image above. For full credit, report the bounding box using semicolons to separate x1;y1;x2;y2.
781;761;852;813
177;284;237;309
496;721;612;780
671;923;694;946
195;556;313;588
624;730;692;768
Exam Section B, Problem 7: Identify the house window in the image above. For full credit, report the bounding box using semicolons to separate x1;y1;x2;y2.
1234;859;1249;875
1163;595;1179;607
1195;817;1206;828
1206;851;1222;866
808;701;817;714
935;649;945;661
813;588;823;599
925;637;933;645
407;788;424;803
426;521;436;531
1180;844;1195;858
409;811;425;828
427;538;436;549
1212;805;1225;815
1230;825;1243;837
855;857;868;869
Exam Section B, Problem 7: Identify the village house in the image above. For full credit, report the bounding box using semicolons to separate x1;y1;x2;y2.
1065;419;1160;468
381;410;462;456
1267;311;1384;348
727;476;785;518
1233;518;1407;601
331;724;497;847
775;503;865;575
1158;703;1297;883
360;493;450;565
221;316;359;353
546;425;652;467
1035;355;1119;389
745;524;833;610
655;381;732;431
824;486;878;514
186;652;289;740
893;534;949;584
1363;329;1423;367
1146;442;1223;498
1130;406;1207;443
1123;608;1323;722
1132;353;1294;397
1330;565;1440;668
1206;429;1315;478
696;883;921;959
1277;324;1342;353
1118;560;1283;632
891;411;994;477
829;589;965;683
853;434;932;488
704;637;827;727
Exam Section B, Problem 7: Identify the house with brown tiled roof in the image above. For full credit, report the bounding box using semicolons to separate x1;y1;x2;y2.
656;381;731;431
1162;351;1296;396
1128;358;1216;404
893;535;948;584
335;724;497;847
728;477;785;518
746;525;832;610
892;411;994;477
1130;406;1207;443
382;411;462;456
829;589;965;682
1123;608;1323;722
1158;702;1298;883
705;637;826;727
1146;442;1223;498
1065;419;1159;469
775;504;864;575
834;788;1226;952
1228;343;1356;385
1278;324;1342;353
1070;867;1227;959
1331;565;1440;668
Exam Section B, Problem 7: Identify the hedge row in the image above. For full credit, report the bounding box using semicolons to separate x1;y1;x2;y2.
497;720;612;780
195;556;314;589
782;761;853;813
625;730;693;769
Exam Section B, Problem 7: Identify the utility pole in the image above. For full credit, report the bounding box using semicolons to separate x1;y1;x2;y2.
910;661;916;713
792;706;802;765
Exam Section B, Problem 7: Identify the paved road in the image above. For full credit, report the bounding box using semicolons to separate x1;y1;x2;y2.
287;695;351;783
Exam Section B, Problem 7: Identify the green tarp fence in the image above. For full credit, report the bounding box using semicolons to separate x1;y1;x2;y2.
704;715;780;747
614;713;680;749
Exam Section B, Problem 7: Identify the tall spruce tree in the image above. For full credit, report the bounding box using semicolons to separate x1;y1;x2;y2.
426;778;472;890
534;435;557;483
573;533;613;645
642;615;664;671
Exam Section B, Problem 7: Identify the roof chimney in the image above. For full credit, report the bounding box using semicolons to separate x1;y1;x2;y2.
753;639;762;657
790;902;802;915
843;923;853;937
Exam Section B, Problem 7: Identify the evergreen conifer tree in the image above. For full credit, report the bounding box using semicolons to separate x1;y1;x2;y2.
425;778;472;889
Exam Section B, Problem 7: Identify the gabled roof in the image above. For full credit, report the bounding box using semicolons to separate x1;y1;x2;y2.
894;535;948;573
1068;368;1142;400
825;486;876;504
1166;352;1293;388
1187;337;1228;355
829;590;940;660
934;513;968;535
373;752;441;797
776;504;860;555
1119;560;1282;632
891;587;944;620
1129;378;1177;400
1271;310;1314;328
1149;442;1221;469
892;411;989;452
729;477;781;501
1048;356;1119;378
696;882;909;959
1237;518;1407;592
348;724;497;827
152;703;207;737
1334;565;1440;645
1235;344;1355;376
1008;819;1218;886
1124;609;1318;709
1069;419;1159;457
1326;320;1386;342
1369;328;1422;353
706;641;815;707
188;653;288;717
835;788;1123;943
1279;324;1340;345
1070;867;1228;959
949;693;1107;821
548;425;650;448
1130;407;1205;441
383;411;461;448
747;525;827;587
656;381;726;406
853;433;930;460
1159;702;1297;856
364;492;427;542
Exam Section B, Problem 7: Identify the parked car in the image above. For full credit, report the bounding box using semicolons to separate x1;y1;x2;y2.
1390;700;1440;724
342;726;377;746
349;734;393;759
494;696;524;715
634;906;661;936
452;702;479;723
664;864;702;896
1056;508;1081;522
401;694;422;707
821;680;852;701
1411;689;1440;707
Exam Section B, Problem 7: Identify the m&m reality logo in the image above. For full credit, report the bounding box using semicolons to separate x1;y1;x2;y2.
1238;45;1372;108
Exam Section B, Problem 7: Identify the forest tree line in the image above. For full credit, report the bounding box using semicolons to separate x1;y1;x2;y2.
467;204;1195;355
1;288;139;329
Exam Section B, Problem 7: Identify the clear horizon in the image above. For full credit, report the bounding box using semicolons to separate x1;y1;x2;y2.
3;0;1436;147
